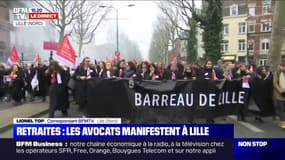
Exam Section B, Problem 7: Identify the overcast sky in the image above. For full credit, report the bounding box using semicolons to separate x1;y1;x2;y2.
93;1;158;60
12;0;202;61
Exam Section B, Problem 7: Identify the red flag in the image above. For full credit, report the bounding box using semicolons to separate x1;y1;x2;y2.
212;69;217;80
8;46;19;64
43;41;58;51
54;35;76;67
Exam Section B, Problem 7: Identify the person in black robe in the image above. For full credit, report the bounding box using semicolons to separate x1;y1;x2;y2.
124;61;137;78
156;62;166;78
163;62;184;80
233;63;251;121
136;62;149;80
9;64;25;104
214;60;225;79
30;62;48;102
233;63;250;79
97;61;106;78
196;60;217;123
74;57;96;112
197;60;215;80
250;66;274;123
22;64;33;102
0;64;8;100
145;63;161;80
102;61;115;79
183;65;196;80
47;61;69;118
114;59;126;78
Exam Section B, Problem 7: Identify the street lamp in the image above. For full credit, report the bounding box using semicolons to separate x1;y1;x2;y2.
99;4;135;52
21;52;24;65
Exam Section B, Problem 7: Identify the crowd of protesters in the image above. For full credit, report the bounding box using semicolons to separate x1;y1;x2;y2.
0;57;285;129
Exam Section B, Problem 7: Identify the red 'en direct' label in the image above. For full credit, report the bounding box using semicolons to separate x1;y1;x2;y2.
28;12;58;20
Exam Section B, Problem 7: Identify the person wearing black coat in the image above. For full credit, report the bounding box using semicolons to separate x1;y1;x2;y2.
183;65;196;80
74;57;96;112
0;64;8;99
9;64;25;104
114;59;126;78
197;60;217;123
250;66;274;123
22;64;33;101
102;61;115;79
163;62;184;80
145;63;161;80
214;60;225;79
233;63;251;121
136;62;149;80
30;63;48;102
124;61;137;78
233;63;250;79
197;60;215;80
47;61;69;118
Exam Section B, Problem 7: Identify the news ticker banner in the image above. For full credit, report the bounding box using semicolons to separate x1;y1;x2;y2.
12;7;58;27
13;118;232;139
5;118;284;160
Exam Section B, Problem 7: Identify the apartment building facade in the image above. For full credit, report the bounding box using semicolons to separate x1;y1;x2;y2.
247;0;275;65
221;0;248;62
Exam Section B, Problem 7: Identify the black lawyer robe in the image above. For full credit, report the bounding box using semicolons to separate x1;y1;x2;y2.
49;71;69;111
74;66;96;108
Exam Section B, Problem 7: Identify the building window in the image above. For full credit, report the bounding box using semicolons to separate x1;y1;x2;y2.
223;24;229;35
230;4;238;16
248;23;255;33
248;40;255;51
263;5;271;15
238;56;246;63
261;21;271;32
259;59;268;66
238;40;246;51
263;1;271;15
239;23;246;34
221;41;229;52
261;39;270;51
249;7;255;16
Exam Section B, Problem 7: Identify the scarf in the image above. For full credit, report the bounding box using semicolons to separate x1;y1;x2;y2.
119;69;123;77
51;72;57;84
171;72;176;80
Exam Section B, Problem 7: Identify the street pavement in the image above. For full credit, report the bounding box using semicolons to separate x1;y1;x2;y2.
0;101;19;111
0;100;284;138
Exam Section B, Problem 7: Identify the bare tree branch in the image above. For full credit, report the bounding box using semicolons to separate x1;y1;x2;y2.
72;1;110;55
33;0;86;42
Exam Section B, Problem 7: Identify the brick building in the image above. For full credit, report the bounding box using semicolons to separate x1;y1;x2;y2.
247;0;275;65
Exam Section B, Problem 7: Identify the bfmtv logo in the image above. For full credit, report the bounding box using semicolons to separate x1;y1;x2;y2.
13;8;43;20
12;7;58;27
